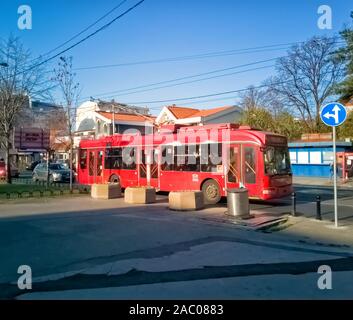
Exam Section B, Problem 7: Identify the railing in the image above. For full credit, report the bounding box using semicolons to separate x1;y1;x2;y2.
0;179;91;200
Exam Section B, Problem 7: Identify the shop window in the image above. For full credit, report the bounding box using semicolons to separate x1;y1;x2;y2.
310;151;322;164
289;152;297;164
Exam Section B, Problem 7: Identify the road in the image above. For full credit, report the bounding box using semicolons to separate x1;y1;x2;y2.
250;184;353;223
0;184;352;299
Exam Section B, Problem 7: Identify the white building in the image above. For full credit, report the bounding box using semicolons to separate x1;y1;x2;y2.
75;100;155;147
155;105;243;126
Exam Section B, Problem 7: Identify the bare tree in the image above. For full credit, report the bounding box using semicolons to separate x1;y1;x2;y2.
239;86;267;110
239;85;286;116
0;36;51;183
53;56;81;191
269;36;345;132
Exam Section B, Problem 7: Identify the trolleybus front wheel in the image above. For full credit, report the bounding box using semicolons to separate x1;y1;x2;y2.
202;179;221;205
109;175;120;185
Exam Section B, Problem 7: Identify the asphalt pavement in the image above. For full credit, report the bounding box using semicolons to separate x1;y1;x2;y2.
0;184;352;299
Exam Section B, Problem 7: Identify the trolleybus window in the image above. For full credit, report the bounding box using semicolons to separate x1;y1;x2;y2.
105;148;122;169
173;145;200;172
122;147;137;170
201;143;222;172
264;146;291;175
161;145;174;171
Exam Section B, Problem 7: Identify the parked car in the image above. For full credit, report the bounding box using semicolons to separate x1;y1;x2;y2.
26;160;41;171
56;159;69;170
0;162;5;180
11;166;19;178
0;160;19;179
32;163;74;183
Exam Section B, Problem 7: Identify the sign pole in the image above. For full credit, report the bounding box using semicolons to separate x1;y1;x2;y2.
320;102;347;228
333;126;338;228
46;150;50;187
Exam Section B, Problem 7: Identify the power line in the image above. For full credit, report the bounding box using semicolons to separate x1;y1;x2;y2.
73;39;346;71
84;57;279;100
94;65;274;101
148;95;242;109
22;0;145;74
38;0;130;59
123;80;292;105
75;45;292;71
80;40;345;101
124;65;341;107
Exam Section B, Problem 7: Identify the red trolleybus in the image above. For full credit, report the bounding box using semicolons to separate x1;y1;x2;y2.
78;123;293;203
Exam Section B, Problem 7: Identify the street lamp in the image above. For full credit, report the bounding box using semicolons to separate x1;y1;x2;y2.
0;62;9;67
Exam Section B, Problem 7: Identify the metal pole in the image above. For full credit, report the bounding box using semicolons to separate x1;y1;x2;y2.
291;192;296;217
333;126;338;228
146;152;151;187
112;106;115;135
46;150;49;187
316;195;322;220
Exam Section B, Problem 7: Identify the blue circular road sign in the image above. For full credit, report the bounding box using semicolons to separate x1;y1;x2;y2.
320;102;347;127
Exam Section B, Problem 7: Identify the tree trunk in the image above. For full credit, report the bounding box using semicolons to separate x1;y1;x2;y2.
69;137;73;192
5;137;12;184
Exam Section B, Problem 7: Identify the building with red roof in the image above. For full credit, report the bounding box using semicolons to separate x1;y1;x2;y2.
155;104;243;126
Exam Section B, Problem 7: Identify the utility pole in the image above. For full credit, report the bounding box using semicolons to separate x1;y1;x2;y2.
112;105;115;135
46;149;50;187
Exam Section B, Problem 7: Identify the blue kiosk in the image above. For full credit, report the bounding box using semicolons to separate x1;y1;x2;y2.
288;140;353;178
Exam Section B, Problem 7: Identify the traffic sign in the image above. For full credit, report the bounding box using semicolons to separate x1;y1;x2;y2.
320;102;347;228
320;102;347;127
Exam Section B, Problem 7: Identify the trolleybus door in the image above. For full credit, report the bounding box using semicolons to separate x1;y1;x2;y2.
242;144;260;197
226;144;260;198
79;149;88;184
139;148;159;188
88;149;104;184
226;144;242;190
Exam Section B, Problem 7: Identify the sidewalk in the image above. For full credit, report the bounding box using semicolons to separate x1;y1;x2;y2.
293;176;353;188
1;195;351;248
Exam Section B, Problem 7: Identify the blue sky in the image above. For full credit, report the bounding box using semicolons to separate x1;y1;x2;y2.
0;0;352;115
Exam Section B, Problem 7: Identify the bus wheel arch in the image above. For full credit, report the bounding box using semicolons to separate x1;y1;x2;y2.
109;174;120;184
201;179;221;205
